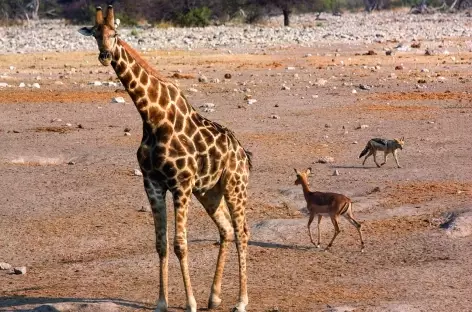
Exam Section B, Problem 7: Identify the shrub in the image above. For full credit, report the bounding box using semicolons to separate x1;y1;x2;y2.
176;7;212;27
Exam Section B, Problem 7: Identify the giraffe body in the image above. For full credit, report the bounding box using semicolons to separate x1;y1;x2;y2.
79;6;251;312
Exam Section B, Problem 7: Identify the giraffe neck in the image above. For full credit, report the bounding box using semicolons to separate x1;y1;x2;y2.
110;38;194;125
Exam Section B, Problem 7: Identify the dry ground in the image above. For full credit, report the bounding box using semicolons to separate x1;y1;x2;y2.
1;41;471;312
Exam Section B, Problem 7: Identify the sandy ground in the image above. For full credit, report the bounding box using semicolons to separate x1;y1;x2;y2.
0;40;471;312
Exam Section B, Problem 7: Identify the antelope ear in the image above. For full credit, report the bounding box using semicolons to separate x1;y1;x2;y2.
78;27;93;36
294;168;299;174
306;167;312;175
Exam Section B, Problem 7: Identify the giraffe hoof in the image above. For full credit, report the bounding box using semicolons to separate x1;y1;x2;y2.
208;295;222;309
154;300;168;312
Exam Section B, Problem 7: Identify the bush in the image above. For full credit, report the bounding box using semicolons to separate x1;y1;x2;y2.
176;7;212;27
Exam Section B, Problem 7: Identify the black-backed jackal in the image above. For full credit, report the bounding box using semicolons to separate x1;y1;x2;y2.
359;137;405;168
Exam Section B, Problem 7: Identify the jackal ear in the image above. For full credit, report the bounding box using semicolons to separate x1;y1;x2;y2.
401;136;405;141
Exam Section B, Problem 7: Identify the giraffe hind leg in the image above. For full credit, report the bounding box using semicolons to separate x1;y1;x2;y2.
195;183;234;309
224;181;249;312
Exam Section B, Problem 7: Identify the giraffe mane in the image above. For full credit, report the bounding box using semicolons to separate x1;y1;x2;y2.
118;38;167;81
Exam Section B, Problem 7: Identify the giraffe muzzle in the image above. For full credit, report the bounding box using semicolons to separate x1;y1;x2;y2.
98;51;112;65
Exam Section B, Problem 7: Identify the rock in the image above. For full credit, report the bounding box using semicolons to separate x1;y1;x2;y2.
352;141;358;144
358;84;371;90
286;66;296;70
111;97;125;104
281;85;290;90
440;210;472;238
32;83;40;89
9;66;15;71
270;114;280;119
385;50;393;56
316;156;334;164
395;65;404;70
67;161;76;165
89;81;102;86
133;169;143;176
365;50;377;55
14;266;27;274
203;108;215;113
0;262;12;270
124;132;131;136
333;170;340;176
124;127;131;132
198;75;208;83
32;302;120;312
138;206;151;212
210;78;221;83
54;81;64;85
19;82;26;88
411;42;421;48
65;123;72;127
200;103;215;108
187;88;198;93
352;89;357;94
356;124;369;130
324;123;331;128
315;79;327;86
425;48;434;56
0;82;9;88
247;99;257;105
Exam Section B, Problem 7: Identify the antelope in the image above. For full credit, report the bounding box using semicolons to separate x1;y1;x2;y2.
294;168;365;252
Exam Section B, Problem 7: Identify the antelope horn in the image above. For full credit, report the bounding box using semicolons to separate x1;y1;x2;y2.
95;6;103;25
105;5;115;29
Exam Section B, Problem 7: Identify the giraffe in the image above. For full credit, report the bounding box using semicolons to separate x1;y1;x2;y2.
79;5;252;312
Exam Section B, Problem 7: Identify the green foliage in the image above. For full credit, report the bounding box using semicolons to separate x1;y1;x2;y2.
115;12;138;26
176;7;212;27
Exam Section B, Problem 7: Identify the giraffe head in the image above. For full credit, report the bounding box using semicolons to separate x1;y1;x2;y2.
78;5;118;66
294;168;312;186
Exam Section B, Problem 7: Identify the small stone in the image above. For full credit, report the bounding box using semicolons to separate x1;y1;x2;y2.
281;85;290;90
124;132;131;136
67;161;76;165
304;53;312;57
425;49;434;56
385;50;393;56
395;65;404;70
200;103;215;108
247;99;257;105
198;75;208;83
90;81;102;86
18;82;25;88
286;66;296;70
333;170;340;176
274;104;279;107
133;169;143;176
203;108;215;113
77;124;84;129
65;123;72;127
315;79;327;86
352;141;358;144
51;118;62;123
0;82;9;88
187;88;198;93
358;84;371;90
312;95;319;98
9;66;15;71
417;79;427;84
138;206;151;212
427;121;435;124
270;114;280;119
352;89;357;94
356;124;369;130
316;156;334;164
324;123;331;128
0;262;12;270
224;73;232;79
32;83;40;89
411;42;421;48
111;97;126;104
365;50;377;55
54;81;64;85
14;266;27;275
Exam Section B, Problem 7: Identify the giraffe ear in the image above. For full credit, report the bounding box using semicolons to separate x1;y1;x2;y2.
78;27;94;37
106;5;115;29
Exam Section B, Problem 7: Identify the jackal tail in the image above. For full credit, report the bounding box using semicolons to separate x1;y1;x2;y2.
359;145;369;158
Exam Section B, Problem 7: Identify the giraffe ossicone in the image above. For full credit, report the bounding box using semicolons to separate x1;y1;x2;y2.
79;5;252;312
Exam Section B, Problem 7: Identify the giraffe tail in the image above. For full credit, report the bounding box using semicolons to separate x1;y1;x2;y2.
244;149;253;171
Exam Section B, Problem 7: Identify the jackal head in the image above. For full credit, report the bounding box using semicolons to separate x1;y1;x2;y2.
294;167;312;185
394;137;405;150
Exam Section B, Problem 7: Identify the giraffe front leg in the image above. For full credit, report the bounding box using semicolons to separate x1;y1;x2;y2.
144;179;169;312
173;188;197;312
225;191;249;312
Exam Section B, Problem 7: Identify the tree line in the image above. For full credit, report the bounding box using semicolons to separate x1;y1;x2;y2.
0;0;466;26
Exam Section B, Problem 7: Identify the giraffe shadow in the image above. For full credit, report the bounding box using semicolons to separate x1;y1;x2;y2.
0;296;152;311
189;238;314;251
